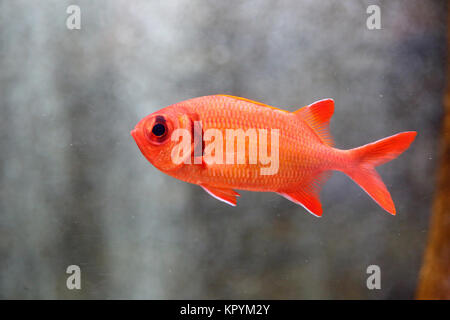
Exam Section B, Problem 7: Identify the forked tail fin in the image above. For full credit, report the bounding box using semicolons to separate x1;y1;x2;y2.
342;131;417;215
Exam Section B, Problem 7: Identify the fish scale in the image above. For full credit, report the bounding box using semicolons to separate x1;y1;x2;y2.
186;96;329;188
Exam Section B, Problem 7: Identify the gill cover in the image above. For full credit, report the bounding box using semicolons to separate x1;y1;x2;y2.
159;112;203;171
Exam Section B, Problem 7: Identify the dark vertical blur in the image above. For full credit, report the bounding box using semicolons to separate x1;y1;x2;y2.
417;1;450;299
0;0;446;299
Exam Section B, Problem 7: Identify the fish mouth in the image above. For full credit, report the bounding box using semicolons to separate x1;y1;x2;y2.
130;128;138;140
131;127;147;149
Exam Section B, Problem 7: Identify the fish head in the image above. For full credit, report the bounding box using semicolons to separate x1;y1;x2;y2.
131;105;195;172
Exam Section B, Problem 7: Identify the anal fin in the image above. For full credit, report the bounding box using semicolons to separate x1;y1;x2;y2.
201;185;240;207
279;170;331;217
279;189;323;217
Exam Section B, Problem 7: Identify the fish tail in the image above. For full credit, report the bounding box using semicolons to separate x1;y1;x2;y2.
341;131;417;215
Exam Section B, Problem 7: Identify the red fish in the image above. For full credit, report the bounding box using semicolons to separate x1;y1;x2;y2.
131;95;416;217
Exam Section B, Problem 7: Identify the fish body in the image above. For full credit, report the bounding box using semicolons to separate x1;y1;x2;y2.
131;95;416;217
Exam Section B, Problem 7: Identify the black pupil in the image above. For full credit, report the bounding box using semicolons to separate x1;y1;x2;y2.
152;123;166;136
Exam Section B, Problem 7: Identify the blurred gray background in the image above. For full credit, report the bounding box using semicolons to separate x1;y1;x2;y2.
0;0;446;299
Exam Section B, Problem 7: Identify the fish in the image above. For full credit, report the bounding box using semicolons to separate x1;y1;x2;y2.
131;94;416;217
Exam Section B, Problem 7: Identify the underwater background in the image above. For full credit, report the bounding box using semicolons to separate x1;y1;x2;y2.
0;0;446;299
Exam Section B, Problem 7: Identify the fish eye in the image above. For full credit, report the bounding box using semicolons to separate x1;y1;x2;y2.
145;115;171;144
152;123;166;137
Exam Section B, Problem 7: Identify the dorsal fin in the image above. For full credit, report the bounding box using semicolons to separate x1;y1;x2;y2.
294;99;334;146
218;94;290;113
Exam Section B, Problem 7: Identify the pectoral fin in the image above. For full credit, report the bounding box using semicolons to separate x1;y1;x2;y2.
200;185;240;206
